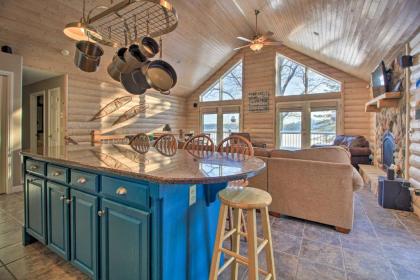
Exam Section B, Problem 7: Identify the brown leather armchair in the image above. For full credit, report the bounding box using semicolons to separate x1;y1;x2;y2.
230;132;267;148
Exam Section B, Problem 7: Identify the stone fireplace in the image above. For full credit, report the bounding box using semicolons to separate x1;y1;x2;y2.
374;58;406;177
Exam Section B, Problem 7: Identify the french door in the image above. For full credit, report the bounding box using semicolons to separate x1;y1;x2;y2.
277;100;340;149
200;106;241;144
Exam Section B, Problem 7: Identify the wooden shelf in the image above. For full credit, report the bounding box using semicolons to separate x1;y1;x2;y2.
365;92;402;112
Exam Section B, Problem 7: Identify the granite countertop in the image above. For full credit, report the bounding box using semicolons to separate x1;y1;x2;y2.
21;144;266;184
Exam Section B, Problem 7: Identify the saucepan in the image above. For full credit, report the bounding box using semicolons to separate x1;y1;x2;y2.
120;69;149;95
138;36;160;58
121;44;148;73
107;47;127;82
74;40;104;72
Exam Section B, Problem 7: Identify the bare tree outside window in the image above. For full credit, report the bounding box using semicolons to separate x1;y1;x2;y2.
277;55;341;96
201;61;243;102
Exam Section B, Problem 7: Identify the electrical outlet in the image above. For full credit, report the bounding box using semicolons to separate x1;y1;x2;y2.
189;185;197;206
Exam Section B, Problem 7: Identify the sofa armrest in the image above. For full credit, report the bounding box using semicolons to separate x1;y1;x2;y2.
267;157;354;229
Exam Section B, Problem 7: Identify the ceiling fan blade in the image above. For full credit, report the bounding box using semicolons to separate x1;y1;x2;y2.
236;36;253;43
233;45;251;51
264;41;282;46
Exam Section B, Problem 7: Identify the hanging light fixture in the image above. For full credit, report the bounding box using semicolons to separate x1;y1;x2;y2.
63;0;99;41
231;115;237;123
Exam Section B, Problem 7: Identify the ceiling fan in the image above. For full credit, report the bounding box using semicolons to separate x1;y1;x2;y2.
234;9;281;52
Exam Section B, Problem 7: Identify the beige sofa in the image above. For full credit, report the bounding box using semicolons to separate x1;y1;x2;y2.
249;146;364;233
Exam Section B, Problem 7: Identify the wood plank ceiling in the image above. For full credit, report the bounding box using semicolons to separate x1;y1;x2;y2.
0;0;419;97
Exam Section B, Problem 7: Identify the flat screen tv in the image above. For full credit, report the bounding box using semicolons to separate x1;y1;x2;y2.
371;61;390;97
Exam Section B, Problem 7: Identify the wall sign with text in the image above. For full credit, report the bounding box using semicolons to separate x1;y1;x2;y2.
248;91;269;112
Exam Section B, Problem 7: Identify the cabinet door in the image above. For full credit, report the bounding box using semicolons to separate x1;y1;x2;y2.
101;199;150;280
46;182;70;260
25;176;46;244
70;189;98;279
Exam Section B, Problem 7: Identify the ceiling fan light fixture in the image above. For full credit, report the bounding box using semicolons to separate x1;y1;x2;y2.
250;42;264;52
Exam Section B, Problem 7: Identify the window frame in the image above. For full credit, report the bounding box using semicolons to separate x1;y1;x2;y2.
275;53;342;97
200;60;243;102
199;105;242;143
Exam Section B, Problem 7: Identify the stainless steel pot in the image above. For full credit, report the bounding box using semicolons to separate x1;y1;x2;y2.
107;48;127;82
120;69;148;95
142;60;177;93
74;41;104;72
138;36;160;58
121;44;147;74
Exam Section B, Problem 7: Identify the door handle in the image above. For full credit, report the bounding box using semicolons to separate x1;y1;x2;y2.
98;210;106;217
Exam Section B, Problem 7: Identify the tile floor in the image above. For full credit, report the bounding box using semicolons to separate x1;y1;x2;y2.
1;188;420;279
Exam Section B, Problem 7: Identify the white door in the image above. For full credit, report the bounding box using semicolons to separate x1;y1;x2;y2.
0;75;7;194
47;87;62;155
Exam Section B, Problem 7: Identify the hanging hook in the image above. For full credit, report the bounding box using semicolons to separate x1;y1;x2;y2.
159;37;163;59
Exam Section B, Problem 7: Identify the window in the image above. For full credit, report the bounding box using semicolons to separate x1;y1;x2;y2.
277;102;339;149
200;107;241;143
310;109;336;146
277;55;341;96
200;61;243;102
278;111;302;149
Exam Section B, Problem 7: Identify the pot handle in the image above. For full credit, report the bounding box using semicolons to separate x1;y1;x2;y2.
160;90;171;95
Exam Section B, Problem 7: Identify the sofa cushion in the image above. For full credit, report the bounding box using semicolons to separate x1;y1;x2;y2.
270;146;351;164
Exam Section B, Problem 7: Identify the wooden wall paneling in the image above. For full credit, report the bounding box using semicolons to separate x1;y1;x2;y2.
186;45;371;149
408;31;420;217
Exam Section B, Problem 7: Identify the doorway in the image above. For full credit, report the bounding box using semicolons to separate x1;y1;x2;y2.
22;67;67;156
0;74;9;194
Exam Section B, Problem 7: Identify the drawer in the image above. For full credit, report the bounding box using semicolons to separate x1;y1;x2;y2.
101;176;149;209
70;170;98;193
26;159;46;176
47;164;68;184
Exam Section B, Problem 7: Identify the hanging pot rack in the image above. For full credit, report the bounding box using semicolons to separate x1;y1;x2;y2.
85;0;178;48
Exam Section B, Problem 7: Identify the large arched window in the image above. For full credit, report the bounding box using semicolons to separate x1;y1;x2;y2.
200;60;243;102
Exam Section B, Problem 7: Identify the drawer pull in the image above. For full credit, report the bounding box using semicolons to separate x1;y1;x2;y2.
77;177;87;184
116;186;127;196
65;198;72;204
52;171;61;176
60;195;66;201
30;165;38;171
98;210;106;217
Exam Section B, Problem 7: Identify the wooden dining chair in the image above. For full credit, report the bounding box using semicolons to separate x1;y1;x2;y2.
217;135;254;241
153;134;178;156
183;134;215;152
129;133;150;154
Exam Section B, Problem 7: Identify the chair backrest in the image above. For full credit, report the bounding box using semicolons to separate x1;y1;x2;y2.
217;135;254;157
183;134;215;152
129;133;150;154
153;134;178;156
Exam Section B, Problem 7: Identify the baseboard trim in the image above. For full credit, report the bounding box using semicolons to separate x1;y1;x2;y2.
10;184;23;193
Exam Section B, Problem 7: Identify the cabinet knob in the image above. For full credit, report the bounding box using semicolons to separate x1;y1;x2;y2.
77;177;87;184
65;198;72;204
98;210;106;217
60;195;66;201
30;165;38;170
116;186;127;196
53;171;61;176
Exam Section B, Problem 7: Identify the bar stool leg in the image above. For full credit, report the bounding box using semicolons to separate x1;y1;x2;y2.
261;206;276;279
246;209;259;280
231;207;242;280
210;204;229;280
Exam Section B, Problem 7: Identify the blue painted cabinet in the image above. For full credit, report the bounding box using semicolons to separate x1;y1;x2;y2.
70;189;99;279
25;175;46;244
100;199;150;280
47;182;70;260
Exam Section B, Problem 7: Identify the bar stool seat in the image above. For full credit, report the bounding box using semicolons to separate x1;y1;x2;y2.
218;187;272;209
210;187;276;280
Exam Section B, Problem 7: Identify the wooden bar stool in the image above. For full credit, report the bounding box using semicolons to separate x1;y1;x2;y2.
209;187;276;280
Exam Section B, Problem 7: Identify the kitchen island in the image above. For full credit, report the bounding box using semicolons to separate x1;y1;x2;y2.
21;144;265;280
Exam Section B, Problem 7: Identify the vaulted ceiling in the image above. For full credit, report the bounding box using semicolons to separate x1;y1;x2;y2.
0;0;419;97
